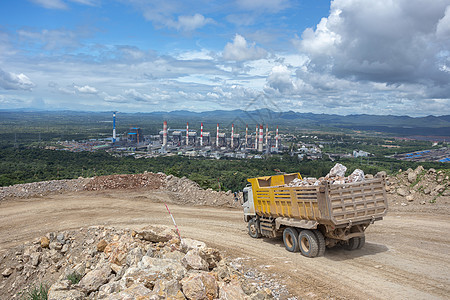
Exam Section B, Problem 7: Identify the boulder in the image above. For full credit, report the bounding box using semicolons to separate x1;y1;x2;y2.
153;279;184;299
30;252;41;267
407;172;417;183
2;267;13;277
182;250;209;271
434;185;446;194
327;163;347;177
397;188;409;197
107;283;155;300
126;247;144;266
41;237;50;248
136;225;176;243
219;281;248;300
181;238;206;253
200;248;222;269
139;256;186;281
181;272;218;300
48;280;84;300
79;264;111;293
97;239;108;252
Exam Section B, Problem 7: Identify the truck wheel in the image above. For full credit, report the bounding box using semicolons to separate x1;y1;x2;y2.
248;218;261;238
344;237;359;250
356;236;365;249
283;227;299;252
299;230;319;258
313;230;326;257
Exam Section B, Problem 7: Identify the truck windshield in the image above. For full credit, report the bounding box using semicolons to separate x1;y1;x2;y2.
243;191;248;203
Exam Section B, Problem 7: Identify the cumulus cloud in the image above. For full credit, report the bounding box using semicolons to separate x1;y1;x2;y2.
74;85;98;94
174;14;214;31
223;34;268;61
297;0;450;90
0;68;35;90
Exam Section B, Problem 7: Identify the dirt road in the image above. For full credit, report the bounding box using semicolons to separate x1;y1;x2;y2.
0;189;449;299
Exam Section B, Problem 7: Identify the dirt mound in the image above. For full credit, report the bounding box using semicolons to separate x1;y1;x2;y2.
0;226;279;299
386;166;449;210
84;172;165;191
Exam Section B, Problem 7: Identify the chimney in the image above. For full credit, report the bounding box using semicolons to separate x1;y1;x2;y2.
231;124;234;148
186;122;189;146
163;121;167;146
245;124;248;147
255;125;258;150
216;123;219;147
265;124;268;147
258;125;263;152
200;122;203;146
276;126;279;148
112;111;116;143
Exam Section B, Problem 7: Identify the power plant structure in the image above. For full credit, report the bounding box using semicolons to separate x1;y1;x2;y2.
155;121;282;153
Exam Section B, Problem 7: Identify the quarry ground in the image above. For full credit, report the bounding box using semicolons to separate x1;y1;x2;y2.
0;189;449;300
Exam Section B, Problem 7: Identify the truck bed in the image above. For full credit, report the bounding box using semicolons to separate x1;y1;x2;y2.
252;176;388;227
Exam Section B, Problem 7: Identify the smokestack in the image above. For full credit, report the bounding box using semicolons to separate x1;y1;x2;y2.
112;111;116;143
200;122;203;146
163;121;167;147
245;124;248;147
216;123;219;147
258;125;263;152
255;125;258;150
231;124;234;148
265;124;268;147
276;126;279;148
186;122;189;146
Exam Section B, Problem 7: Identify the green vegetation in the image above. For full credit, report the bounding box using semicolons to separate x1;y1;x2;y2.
18;283;49;300
1;146;448;192
66;272;82;284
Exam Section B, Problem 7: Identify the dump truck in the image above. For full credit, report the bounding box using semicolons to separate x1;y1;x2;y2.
242;172;388;257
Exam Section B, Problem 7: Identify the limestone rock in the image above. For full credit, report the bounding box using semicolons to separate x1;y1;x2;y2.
153;279;184;299
397;188;409;197
181;238;206;253
219;281;248;300
97;239;108;252
79;264;111;293
126;247;144;267
136;225;176;243
181;272;218;300
107;283;155;300
30;252;41;267
2;267;13;277
406;195;414;202
407;172;417;183
182;250;209;271
200;248;222;269
48;280;84;300
327;163;347;178
41;236;50;248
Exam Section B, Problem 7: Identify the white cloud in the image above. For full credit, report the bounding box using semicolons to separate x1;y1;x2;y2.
174;14;214;31
223;34;268;61
75;85;98;94
30;0;67;10
236;0;290;13
0;68;35;90
18;29;82;50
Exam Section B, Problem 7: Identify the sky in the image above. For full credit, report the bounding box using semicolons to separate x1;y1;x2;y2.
0;0;449;116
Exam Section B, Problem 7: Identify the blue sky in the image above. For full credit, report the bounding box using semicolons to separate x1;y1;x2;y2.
0;0;449;116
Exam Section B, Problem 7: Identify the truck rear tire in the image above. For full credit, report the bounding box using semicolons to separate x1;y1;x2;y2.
299;230;319;258
248;218;262;238
313;230;326;257
356;236;365;249
283;227;299;252
344;237;360;250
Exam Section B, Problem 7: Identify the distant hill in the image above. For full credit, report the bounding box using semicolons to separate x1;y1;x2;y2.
1;109;449;137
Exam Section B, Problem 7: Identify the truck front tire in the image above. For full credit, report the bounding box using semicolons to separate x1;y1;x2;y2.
299;230;319;258
313;230;326;257
248;218;261;238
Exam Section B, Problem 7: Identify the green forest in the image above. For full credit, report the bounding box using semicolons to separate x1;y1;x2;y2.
1;146;448;192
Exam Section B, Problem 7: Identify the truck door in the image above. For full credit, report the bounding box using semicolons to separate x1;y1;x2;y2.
242;187;255;221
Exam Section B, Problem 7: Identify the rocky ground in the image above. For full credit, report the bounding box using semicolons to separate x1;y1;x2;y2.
0;172;240;208
0;166;448;299
0;225;281;300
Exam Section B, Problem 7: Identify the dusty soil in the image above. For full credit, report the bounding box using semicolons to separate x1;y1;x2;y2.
1;189;449;299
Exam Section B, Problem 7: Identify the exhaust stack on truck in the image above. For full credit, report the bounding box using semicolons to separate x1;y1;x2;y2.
242;172;388;257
